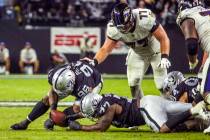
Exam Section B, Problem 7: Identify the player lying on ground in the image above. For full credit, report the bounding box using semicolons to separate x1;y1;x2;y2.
176;0;210;133
62;93;208;132
10;60;103;130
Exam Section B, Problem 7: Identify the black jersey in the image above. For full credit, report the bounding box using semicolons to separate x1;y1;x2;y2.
171;77;203;103
69;61;102;99
48;60;102;99
94;94;145;128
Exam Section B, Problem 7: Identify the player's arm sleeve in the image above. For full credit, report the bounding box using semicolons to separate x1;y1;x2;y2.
106;22;120;41
140;10;160;33
81;104;116;132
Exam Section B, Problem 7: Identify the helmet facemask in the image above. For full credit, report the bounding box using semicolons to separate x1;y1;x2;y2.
80;93;102;119
112;4;135;34
162;71;185;100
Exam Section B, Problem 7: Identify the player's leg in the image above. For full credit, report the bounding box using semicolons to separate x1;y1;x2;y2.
151;53;167;93
19;60;24;73
160;100;201;133
5;57;10;74
139;95;168;132
126;49;149;98
10;95;50;130
34;60;39;73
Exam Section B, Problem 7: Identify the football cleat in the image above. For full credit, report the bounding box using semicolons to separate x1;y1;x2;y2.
204;125;210;134
10;120;28;130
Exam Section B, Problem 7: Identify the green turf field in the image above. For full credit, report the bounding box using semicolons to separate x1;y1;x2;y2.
0;77;209;140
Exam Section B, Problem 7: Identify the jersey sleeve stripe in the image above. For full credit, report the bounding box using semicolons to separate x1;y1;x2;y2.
107;36;118;42
150;20;160;33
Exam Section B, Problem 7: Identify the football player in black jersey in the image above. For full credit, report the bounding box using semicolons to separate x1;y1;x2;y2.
67;93;208;132
162;71;203;105
10;60;103;130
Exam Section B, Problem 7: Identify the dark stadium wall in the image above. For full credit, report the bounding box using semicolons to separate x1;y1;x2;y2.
0;21;200;74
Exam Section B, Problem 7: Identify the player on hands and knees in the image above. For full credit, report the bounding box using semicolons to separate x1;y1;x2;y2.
10;60;103;130
82;3;171;100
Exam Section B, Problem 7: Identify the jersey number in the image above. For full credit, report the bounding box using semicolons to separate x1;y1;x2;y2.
80;64;93;77
99;101;110;114
139;10;148;19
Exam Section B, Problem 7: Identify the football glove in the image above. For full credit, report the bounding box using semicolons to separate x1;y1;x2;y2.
44;118;54;130
80;57;98;67
189;59;199;70
68;120;81;130
158;54;171;69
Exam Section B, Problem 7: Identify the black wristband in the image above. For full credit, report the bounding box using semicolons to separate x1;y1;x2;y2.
161;54;169;59
50;103;57;110
93;59;98;66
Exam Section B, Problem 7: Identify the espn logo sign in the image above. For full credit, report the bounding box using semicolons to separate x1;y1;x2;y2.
51;27;101;54
54;35;97;46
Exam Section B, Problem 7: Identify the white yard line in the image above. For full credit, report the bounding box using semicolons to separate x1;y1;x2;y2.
0;101;74;107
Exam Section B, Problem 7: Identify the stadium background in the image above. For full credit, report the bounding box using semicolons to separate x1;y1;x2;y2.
1;0;208;74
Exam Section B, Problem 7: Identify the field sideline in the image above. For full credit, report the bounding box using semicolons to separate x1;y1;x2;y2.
0;76;209;140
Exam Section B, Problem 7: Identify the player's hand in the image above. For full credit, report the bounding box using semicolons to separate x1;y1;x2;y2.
80;57;98;67
68;120;81;130
158;55;171;69
44;118;54;130
189;59;199;70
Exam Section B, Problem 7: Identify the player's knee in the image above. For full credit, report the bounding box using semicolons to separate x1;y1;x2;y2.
41;96;49;106
185;38;198;55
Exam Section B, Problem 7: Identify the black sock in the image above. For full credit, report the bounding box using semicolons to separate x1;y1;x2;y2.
28;101;49;121
165;110;191;130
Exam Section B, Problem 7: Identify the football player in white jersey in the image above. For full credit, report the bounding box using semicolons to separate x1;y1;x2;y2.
83;3;171;100
176;0;210;133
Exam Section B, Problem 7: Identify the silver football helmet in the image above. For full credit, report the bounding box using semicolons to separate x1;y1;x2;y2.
80;93;102;118
163;71;185;94
52;67;75;98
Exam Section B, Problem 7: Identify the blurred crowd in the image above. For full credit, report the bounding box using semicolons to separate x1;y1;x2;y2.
0;0;209;26
0;0;184;27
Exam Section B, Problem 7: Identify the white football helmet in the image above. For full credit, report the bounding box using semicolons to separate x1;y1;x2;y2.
163;71;185;94
51;67;75;98
80;93;102;118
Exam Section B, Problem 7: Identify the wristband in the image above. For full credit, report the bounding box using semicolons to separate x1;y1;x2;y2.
50;103;57;110
93;59;98;66
161;54;169;59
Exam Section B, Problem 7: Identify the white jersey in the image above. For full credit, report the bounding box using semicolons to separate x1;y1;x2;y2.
177;6;210;53
107;8;160;56
20;48;37;62
0;47;9;62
